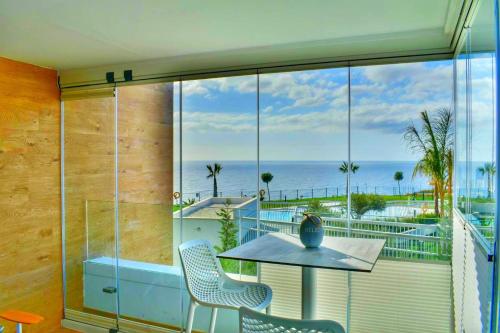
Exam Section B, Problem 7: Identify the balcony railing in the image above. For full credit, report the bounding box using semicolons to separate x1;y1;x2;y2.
181;184;436;202
240;217;451;262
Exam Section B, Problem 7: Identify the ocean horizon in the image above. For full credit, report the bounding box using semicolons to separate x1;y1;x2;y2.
175;160;433;199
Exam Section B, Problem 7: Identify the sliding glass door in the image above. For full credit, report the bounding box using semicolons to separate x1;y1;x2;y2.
63;90;119;330
258;67;349;324
115;82;182;331
179;75;258;332
62;83;183;332
350;61;454;332
453;0;497;331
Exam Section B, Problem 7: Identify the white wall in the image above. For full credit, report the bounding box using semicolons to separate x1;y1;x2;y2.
173;218;222;266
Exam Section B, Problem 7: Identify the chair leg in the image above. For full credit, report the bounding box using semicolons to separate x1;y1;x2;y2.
266;304;271;315
16;323;22;333
209;307;218;333
186;300;197;333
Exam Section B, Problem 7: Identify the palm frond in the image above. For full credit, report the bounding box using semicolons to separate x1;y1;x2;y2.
404;120;427;154
206;164;214;178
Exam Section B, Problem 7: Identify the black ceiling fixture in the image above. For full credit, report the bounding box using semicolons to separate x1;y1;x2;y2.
124;70;133;81
106;72;115;83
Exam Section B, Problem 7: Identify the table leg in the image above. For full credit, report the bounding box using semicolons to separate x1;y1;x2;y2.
302;266;317;319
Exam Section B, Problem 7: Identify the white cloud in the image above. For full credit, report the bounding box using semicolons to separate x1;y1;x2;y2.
261;109;347;133
260;72;345;111
183;80;210;97
181;62;458;138
183;76;256;97
262;106;273;114
360;62;453;104
363;63;423;84
183;111;256;133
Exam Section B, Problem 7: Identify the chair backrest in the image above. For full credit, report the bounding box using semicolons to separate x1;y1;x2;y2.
239;307;345;333
178;239;224;301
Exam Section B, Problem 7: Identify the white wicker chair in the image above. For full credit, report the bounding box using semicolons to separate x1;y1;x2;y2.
179;239;272;333
240;306;345;333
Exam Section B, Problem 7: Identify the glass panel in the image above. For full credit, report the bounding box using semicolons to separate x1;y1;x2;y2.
180;75;258;332
63;95;118;328
455;40;469;217
258;68;349;324
349;60;454;332
115;83;181;330
460;0;497;332
469;0;496;248
351;60;453;259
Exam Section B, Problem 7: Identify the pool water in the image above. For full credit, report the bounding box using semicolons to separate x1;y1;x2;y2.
259;210;295;222
258;205;423;223
362;205;422;219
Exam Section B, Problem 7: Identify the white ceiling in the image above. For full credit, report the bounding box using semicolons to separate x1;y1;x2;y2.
0;0;462;83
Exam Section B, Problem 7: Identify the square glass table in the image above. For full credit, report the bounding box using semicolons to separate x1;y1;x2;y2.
218;232;385;319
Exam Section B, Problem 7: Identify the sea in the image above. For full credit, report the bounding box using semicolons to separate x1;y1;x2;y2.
175;160;432;200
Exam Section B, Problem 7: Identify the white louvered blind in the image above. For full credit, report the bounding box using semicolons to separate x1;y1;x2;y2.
453;217;466;332
261;259;452;333
316;269;348;328
349;260;451;333
261;264;302;319
462;228;493;333
452;213;494;333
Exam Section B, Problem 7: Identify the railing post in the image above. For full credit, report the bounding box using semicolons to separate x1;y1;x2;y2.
296;189;299;199
336;187;339;197
312;188;314;198
325;187;328;197
280;190;282;200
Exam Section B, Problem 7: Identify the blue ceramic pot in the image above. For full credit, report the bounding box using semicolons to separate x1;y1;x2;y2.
299;214;324;248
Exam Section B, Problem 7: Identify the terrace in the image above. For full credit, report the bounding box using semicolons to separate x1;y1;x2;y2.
0;1;498;333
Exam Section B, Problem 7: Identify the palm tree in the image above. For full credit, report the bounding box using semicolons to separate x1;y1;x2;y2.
183;198;196;206
261;172;274;201
339;161;359;196
478;162;496;199
206;163;222;197
404;108;453;217
394;171;404;196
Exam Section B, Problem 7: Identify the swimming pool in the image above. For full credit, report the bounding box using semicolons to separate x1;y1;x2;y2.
259;210;295;222
362;205;423;219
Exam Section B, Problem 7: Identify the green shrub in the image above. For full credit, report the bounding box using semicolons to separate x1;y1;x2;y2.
351;193;386;219
414;212;440;224
306;200;331;215
214;199;237;253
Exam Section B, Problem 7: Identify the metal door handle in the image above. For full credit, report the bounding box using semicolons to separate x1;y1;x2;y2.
102;286;117;294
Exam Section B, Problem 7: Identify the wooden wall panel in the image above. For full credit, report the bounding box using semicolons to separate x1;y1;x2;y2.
63;83;174;318
117;83;173;265
64;97;116;312
0;57;69;332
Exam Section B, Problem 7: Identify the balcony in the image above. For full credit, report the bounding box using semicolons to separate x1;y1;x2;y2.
70;189;454;333
0;1;498;333
15;59;498;333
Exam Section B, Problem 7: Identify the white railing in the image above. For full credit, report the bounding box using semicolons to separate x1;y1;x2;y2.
180;184;435;202
241;217;451;262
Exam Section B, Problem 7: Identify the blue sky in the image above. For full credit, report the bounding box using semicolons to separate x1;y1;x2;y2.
174;60;470;161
